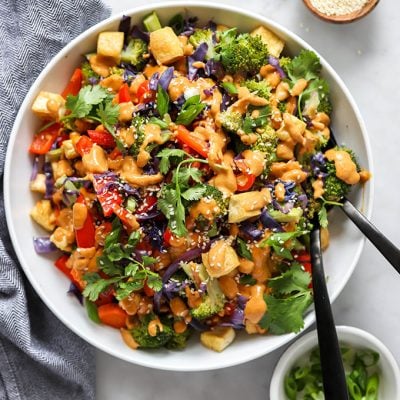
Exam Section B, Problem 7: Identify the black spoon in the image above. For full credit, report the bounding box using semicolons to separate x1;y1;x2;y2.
310;217;350;400
328;131;400;271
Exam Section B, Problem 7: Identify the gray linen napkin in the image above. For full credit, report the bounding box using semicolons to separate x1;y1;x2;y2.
0;1;111;399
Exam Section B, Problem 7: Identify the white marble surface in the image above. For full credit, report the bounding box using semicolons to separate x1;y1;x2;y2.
97;1;400;398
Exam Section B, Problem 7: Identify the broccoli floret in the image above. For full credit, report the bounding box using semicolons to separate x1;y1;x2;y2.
182;263;226;320
81;61;99;84
189;29;216;60
130;316;174;349
129;116;147;155
278;56;291;72
165;328;192;350
251;125;278;172
216;29;269;75
219;110;243;133
322;147;359;202
243;79;270;99
110;66;125;76
203;184;229;216
121;38;148;70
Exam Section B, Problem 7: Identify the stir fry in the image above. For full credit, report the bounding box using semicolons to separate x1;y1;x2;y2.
29;12;370;352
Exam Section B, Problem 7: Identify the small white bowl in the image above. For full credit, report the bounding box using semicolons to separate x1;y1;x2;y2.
270;326;400;399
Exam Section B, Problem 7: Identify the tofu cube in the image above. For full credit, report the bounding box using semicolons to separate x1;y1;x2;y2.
61;139;79;159
200;327;236;352
251;26;285;58
97;32;124;60
149;27;184;65
29;173;46;194
30;200;56;232
31;91;65;120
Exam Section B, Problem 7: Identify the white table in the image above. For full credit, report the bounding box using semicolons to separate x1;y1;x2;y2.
98;1;400;398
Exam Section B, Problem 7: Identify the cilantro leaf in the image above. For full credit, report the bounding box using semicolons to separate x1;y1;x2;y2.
260;291;313;334
173;166;203;186
236;237;253;260
145;271;163;292
97;255;123;276
115;281;144;300
259;264;313;334
181;184;207;201
82;274;122;302
267;264;311;294
142;255;158;267
299;78;331;118
97;100;120;134
318;204;328;229
175;95;206;125
157;148;188;174
286;50;321;82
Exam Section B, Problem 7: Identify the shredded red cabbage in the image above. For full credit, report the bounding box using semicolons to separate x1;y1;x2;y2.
30;156;41;181
118;15;131;42
239;221;263;240
158;67;174;91
149;72;160;91
204;59;224;80
260;209;284;232
33;237;57;254
188;43;208;80
44;162;54;200
181;16;198;37
130;25;149;43
268;55;287;79
67;282;83;305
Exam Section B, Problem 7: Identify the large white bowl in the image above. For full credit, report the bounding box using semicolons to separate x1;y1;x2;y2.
4;1;373;371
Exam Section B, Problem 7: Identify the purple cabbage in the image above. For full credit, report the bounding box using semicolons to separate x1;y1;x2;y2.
272;199;294;214
67;283;83;305
88;76;99;85
239;221;263;240
221;308;245;329
311;152;328;178
220;92;232;112
204;20;217;32
181;16;198;37
30;156;41;181
118;15;131;40
298;194;309;210
142;222;165;251
158;67;174;90
120;62;137;83
149;72;160;91
188;43;208;80
162;242;212;283
163;279;191;299
203;86;215;97
268;55;287;79
33;237;57;254
260;209;284;232
204;59;224;79
189;318;208;332
130;25;150;43
135;211;162;222
44;162;54;200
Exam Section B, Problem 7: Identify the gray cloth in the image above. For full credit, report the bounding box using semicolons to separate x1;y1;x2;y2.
0;1;111;399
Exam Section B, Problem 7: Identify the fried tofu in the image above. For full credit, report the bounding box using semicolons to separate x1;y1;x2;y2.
97;32;124;60
149;27;184;65
200;327;236;352
251;26;285;58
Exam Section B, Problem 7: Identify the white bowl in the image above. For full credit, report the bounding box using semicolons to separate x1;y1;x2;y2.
270;326;400;399
4;2;373;371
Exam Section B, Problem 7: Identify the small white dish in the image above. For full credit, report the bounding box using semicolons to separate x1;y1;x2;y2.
270;325;400;399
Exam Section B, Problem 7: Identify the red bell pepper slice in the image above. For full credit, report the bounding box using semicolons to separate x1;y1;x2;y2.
136;195;157;214
136;80;155;104
75;195;96;248
54;254;82;289
118;83;131;103
95;286;115;306
143;282;155;297
97;303;127;329
61;68;82;98
236;173;256;192
163;227;172;246
87;129;115;148
176;125;208;158
29;123;61;155
75;136;93;156
93;174;123;217
295;250;312;287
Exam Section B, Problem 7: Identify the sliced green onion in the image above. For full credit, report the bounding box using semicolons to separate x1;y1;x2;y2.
365;373;379;400
284;373;298;400
221;81;238;95
346;376;363;400
126;197;137;212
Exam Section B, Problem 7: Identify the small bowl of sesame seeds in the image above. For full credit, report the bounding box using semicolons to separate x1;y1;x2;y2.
303;0;380;23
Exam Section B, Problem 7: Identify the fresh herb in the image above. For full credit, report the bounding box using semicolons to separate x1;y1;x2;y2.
285;50;322;83
175;95;206;126
157;148;188;174
168;13;184;34
236;237;253;260
97;101;120;134
318;197;344;228
156;84;170;117
157;153;209;236
85;299;100;323
260;230;308;260
148;116;169;129
82;219;162;301
259;264;313;334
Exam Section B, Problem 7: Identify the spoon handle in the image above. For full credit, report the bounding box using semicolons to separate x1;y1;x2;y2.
342;199;400;272
310;227;349;400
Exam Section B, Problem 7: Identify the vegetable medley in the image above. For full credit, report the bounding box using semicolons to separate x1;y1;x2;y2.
29;12;370;352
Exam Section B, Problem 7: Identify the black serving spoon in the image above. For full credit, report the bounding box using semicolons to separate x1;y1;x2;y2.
328;132;400;271
310;216;350;400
